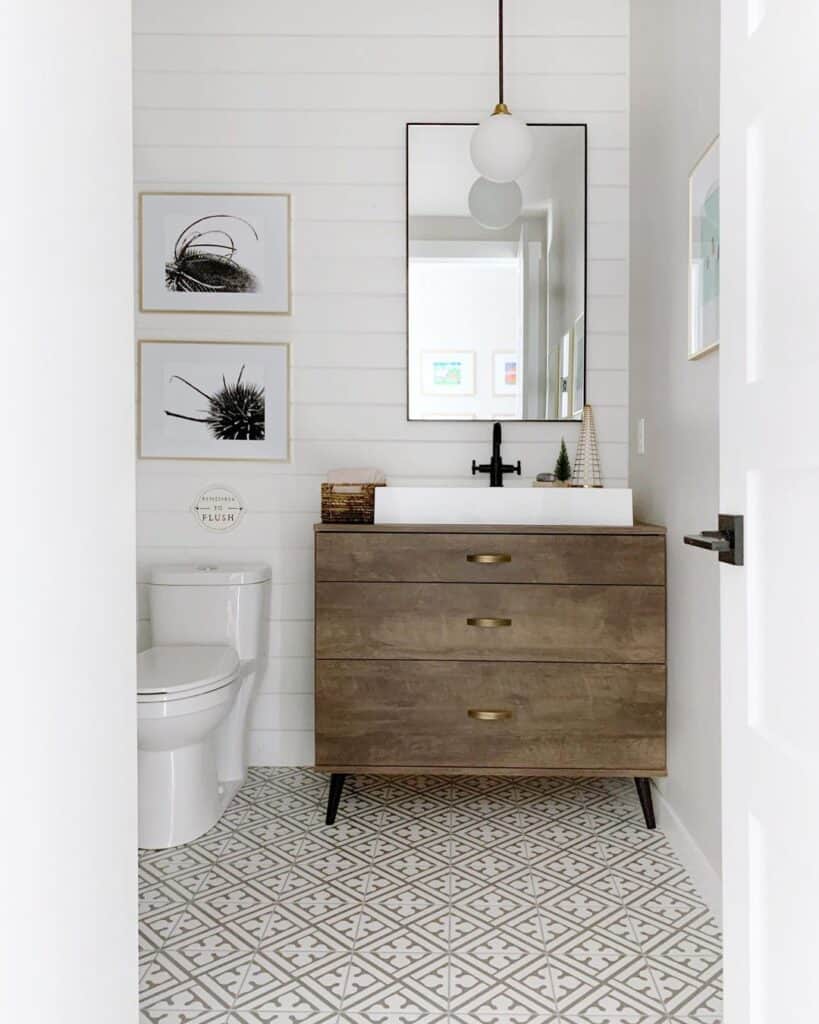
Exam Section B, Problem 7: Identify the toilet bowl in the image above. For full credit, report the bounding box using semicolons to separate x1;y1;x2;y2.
137;645;241;849
136;562;271;850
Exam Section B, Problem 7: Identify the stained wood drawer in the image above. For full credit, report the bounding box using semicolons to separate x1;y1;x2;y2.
316;531;665;586
315;582;666;664
315;660;666;772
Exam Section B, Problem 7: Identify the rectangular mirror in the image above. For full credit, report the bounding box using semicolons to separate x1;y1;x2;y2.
407;122;587;422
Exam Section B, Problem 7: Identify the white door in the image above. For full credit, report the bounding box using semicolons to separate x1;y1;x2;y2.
720;2;819;1020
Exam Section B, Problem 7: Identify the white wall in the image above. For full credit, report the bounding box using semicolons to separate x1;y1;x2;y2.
630;0;722;913
0;2;138;1022
133;0;631;765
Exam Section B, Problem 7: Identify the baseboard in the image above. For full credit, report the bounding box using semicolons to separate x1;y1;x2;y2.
651;783;723;926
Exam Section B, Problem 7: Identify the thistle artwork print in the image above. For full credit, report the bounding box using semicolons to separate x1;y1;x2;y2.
165;364;266;441
140;193;291;314
165;215;260;295
140;341;289;461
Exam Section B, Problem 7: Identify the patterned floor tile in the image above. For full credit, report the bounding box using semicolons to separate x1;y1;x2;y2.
457;928;547;964
352;905;450;953
625;910;721;959
140;846;216;878
141;1012;230;1024
547;921;645;962
140;949;253;1012
260;902;364;952
139;873;207;914
297;828;379;864
230;1014;339;1024
168;903;272;951
447;1017;557;1024
280;864;372;905
647;932;723;980
548;952;665;1016
537;885;627;934
343;951;449;1012
140;906;188;953
559;1016;664;1024
449;954;555;1014
663;1019;722;1024
234;948;351;1011
341;952;448;1013
452;905;542;951
138;770;722;1022
647;956;723;1016
338;1015;451;1024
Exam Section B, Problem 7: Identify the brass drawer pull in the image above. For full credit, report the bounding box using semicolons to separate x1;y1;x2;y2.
466;553;512;564
466;616;512;628
468;709;512;721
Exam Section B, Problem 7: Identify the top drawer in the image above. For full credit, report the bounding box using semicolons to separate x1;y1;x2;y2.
315;531;665;586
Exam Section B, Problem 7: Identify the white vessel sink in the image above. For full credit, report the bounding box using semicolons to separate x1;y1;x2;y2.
374;487;634;527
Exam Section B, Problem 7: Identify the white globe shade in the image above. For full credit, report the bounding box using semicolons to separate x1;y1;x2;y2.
468;177;522;230
470;111;534;183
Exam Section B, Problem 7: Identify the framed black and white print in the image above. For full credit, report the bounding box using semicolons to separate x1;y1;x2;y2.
139;192;291;314
139;341;290;461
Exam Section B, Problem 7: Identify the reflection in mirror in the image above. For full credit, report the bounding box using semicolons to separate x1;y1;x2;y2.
407;123;587;422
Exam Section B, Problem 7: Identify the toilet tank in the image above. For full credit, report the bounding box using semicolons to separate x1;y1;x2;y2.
147;564;271;661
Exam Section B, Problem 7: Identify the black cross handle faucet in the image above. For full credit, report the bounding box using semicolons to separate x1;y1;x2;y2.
472;422;522;487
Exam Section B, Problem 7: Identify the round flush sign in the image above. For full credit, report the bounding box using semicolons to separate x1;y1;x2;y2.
191;485;245;533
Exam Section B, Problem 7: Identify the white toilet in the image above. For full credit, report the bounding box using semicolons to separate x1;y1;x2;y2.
137;563;271;849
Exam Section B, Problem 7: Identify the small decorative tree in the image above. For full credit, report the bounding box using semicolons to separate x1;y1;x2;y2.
554;438;571;484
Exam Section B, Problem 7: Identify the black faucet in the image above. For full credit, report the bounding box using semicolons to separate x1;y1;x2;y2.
472;422;522;487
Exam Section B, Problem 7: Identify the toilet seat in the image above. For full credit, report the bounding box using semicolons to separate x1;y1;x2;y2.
138;645;240;703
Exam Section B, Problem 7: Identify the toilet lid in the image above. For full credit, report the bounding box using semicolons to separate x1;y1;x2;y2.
138;645;240;699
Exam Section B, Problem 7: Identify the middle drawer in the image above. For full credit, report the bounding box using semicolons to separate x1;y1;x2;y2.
315;582;666;663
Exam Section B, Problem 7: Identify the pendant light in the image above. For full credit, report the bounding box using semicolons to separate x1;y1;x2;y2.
468;176;522;230
470;0;534;183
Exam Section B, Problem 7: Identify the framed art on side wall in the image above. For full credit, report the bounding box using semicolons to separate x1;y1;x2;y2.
139;192;291;314
139;341;290;461
688;138;720;358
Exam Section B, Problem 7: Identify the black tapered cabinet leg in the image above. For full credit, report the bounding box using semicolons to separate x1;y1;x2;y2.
325;773;346;825
634;778;656;829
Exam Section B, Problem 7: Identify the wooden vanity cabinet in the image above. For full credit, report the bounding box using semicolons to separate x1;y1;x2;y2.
314;523;666;827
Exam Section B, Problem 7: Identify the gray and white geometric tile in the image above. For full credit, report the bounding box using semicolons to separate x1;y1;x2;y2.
139;768;722;1024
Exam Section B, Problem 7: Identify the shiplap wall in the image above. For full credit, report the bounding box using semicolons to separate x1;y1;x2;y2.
133;0;630;765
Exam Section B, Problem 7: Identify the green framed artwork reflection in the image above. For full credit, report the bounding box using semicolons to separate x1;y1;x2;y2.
420;350;476;396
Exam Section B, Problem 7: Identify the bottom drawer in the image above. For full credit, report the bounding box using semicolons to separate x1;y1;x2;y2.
316;660;666;772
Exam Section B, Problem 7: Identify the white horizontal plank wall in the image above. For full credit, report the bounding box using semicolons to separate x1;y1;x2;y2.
133;0;630;766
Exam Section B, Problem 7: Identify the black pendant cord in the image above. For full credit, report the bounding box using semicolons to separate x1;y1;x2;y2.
498;0;504;105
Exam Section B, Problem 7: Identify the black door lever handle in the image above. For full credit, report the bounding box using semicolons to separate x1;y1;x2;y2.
684;514;744;566
684;531;732;552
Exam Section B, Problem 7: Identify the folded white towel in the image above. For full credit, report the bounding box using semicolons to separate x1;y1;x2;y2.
326;467;386;485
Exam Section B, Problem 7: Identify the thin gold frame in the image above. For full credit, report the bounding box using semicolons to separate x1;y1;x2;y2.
687;137;720;360
137;339;291;463
138;191;292;315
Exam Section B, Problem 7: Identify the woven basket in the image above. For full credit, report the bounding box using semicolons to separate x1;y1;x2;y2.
321;482;385;524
